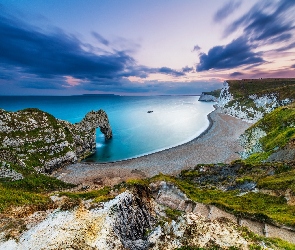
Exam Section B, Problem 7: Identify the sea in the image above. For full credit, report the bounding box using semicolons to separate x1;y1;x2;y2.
0;95;214;162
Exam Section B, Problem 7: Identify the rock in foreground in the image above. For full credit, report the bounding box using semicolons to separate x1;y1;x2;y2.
0;184;255;250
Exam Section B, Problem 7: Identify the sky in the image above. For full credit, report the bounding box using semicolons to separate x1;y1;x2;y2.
0;0;295;96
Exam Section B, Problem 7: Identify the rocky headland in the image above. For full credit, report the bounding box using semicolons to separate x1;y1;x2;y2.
0;108;112;179
198;89;221;102
198;93;218;102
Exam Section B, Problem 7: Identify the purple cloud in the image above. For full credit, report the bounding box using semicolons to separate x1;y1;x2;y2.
198;0;295;72
193;45;201;52
92;32;110;46
213;0;241;22
197;38;264;71
224;0;295;44
230;71;244;77
0;11;187;91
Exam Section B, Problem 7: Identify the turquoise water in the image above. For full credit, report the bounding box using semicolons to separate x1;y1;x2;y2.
0;95;214;162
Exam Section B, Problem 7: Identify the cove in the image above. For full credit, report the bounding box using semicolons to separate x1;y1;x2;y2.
0;95;214;162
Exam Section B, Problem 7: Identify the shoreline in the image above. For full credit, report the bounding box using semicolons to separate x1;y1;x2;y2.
53;108;251;186
84;108;215;165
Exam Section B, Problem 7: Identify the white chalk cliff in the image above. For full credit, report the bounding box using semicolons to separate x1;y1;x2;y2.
217;81;292;123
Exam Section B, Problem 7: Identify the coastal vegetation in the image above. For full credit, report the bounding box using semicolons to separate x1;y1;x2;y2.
149;163;295;227
218;79;295;122
240;105;295;164
0;174;74;212
0;108;112;180
227;79;295;100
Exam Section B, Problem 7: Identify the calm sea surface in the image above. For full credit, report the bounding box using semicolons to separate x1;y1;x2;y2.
0;95;214;162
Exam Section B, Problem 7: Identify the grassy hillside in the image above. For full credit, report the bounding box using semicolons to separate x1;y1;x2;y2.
240;105;295;164
150;162;295;228
227;78;295;100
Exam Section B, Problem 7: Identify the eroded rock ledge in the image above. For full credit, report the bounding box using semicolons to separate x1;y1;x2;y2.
0;108;112;176
2;183;294;249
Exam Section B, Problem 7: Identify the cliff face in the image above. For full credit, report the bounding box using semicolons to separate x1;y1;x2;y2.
198;89;221;102
0;108;112;176
0;184;257;249
237;106;295;163
217;79;295;123
3;181;294;249
198;93;218;102
215;79;295;163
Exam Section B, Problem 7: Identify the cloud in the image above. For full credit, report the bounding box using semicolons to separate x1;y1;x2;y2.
193;45;201;52
224;0;295;44
230;71;243;77
292;64;295;69
182;66;194;73
197;37;264;71
0;14;135;80
73;77;223;96
158;67;185;77
198;0;295;72
91;32;110;46
17;79;64;90
276;42;295;52
0;11;186;91
268;33;292;44
213;0;241;22
124;66;185;78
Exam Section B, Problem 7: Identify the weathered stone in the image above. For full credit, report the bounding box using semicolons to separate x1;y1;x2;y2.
0;164;23;181
265;224;295;244
192;202;210;218
1;182;295;248
239;218;264;236
208;206;237;223
0;108;112;174
184;202;193;213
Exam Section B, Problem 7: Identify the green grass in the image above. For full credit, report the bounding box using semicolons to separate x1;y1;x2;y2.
165;208;183;221
242;106;295;164
227;79;295;100
202;89;221;98
180;169;200;180
258;107;295;151
176;246;239;250
59;186;112;203
175;226;295;249
0;108;78;172
239;226;295;250
176;247;219;250
152;174;295;227
236;176;254;184
242;152;272;165
0;184;50;212
266;238;295;250
0;174;75;212
1;174;75;193
258;170;295;193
